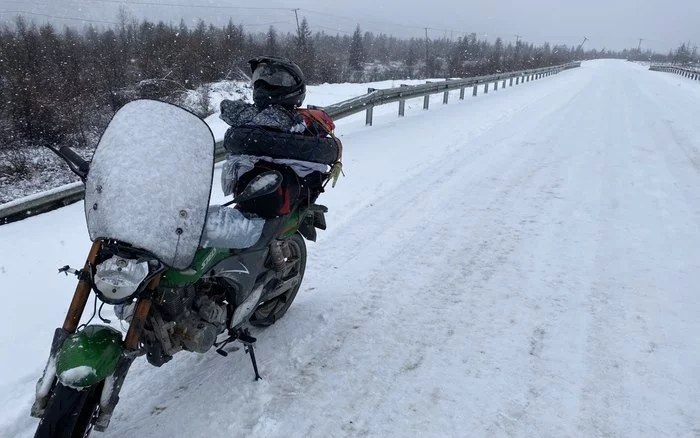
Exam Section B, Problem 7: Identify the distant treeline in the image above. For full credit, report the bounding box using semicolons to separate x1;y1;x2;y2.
0;13;695;157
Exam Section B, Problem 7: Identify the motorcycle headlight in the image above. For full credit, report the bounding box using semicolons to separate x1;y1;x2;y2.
94;256;149;304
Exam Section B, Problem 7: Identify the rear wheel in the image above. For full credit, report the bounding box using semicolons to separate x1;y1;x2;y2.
250;233;307;327
35;382;102;438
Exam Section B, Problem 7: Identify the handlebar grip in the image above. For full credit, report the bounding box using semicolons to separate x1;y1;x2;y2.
59;146;90;174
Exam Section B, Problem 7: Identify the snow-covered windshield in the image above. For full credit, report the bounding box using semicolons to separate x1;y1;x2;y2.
84;100;215;270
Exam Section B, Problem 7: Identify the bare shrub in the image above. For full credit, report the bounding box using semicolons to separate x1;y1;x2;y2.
0;148;32;182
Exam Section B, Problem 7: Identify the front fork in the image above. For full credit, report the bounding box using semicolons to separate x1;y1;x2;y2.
31;240;160;431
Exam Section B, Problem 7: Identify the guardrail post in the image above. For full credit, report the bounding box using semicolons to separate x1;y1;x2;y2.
398;84;408;117
365;105;374;126
510;77;514;86
365;88;375;126
460;87;465;100
516;76;520;85
443;88;449;104
473;84;478;96
423;82;431;110
494;80;499;91
484;82;489;94
503;79;507;88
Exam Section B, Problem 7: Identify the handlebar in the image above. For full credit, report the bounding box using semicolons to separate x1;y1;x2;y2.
46;145;90;181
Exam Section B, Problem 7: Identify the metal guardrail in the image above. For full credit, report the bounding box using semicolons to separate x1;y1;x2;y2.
0;182;85;225
323;62;581;124
1;61;581;225
649;65;700;80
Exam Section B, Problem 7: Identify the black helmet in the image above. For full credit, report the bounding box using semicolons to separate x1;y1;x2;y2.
249;56;306;109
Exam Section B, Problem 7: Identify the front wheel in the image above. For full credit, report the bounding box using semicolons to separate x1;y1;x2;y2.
250;233;307;327
35;382;102;438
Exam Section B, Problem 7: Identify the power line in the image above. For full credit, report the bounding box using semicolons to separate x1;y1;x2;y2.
243;21;293;28
0;10;289;29
63;1;528;43
298;8;425;32
87;0;293;11
313;24;353;35
0;10;119;25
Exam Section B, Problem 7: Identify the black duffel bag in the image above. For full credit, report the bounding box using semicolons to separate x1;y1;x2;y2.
224;126;340;166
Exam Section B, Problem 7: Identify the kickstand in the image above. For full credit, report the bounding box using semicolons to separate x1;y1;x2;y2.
240;329;262;381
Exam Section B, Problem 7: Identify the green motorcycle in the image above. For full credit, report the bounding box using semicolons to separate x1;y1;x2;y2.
30;100;327;437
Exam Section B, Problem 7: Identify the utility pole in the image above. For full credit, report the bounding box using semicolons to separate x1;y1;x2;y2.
577;36;588;51
425;27;430;71
637;38;643;52
292;8;301;37
515;34;522;45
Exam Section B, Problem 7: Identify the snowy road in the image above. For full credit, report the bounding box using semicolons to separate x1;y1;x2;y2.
1;60;699;437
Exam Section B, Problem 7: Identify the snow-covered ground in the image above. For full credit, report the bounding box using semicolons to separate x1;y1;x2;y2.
1;60;700;437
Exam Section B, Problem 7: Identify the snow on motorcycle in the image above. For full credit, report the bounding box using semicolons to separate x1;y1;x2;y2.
29;98;339;437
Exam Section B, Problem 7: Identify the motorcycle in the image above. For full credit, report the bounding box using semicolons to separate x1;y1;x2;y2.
30;100;328;437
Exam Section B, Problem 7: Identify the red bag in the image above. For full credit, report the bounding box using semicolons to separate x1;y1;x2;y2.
297;109;335;137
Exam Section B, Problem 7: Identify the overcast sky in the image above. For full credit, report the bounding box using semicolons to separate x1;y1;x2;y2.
0;0;697;52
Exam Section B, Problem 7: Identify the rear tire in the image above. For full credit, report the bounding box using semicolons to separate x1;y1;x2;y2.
250;233;307;327
35;382;102;438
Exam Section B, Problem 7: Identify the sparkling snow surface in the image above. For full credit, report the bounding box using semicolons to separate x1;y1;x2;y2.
1;61;700;437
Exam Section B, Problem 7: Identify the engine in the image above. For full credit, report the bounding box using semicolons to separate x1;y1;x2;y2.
141;281;229;366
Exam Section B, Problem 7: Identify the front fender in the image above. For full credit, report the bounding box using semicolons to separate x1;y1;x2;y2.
55;325;124;389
